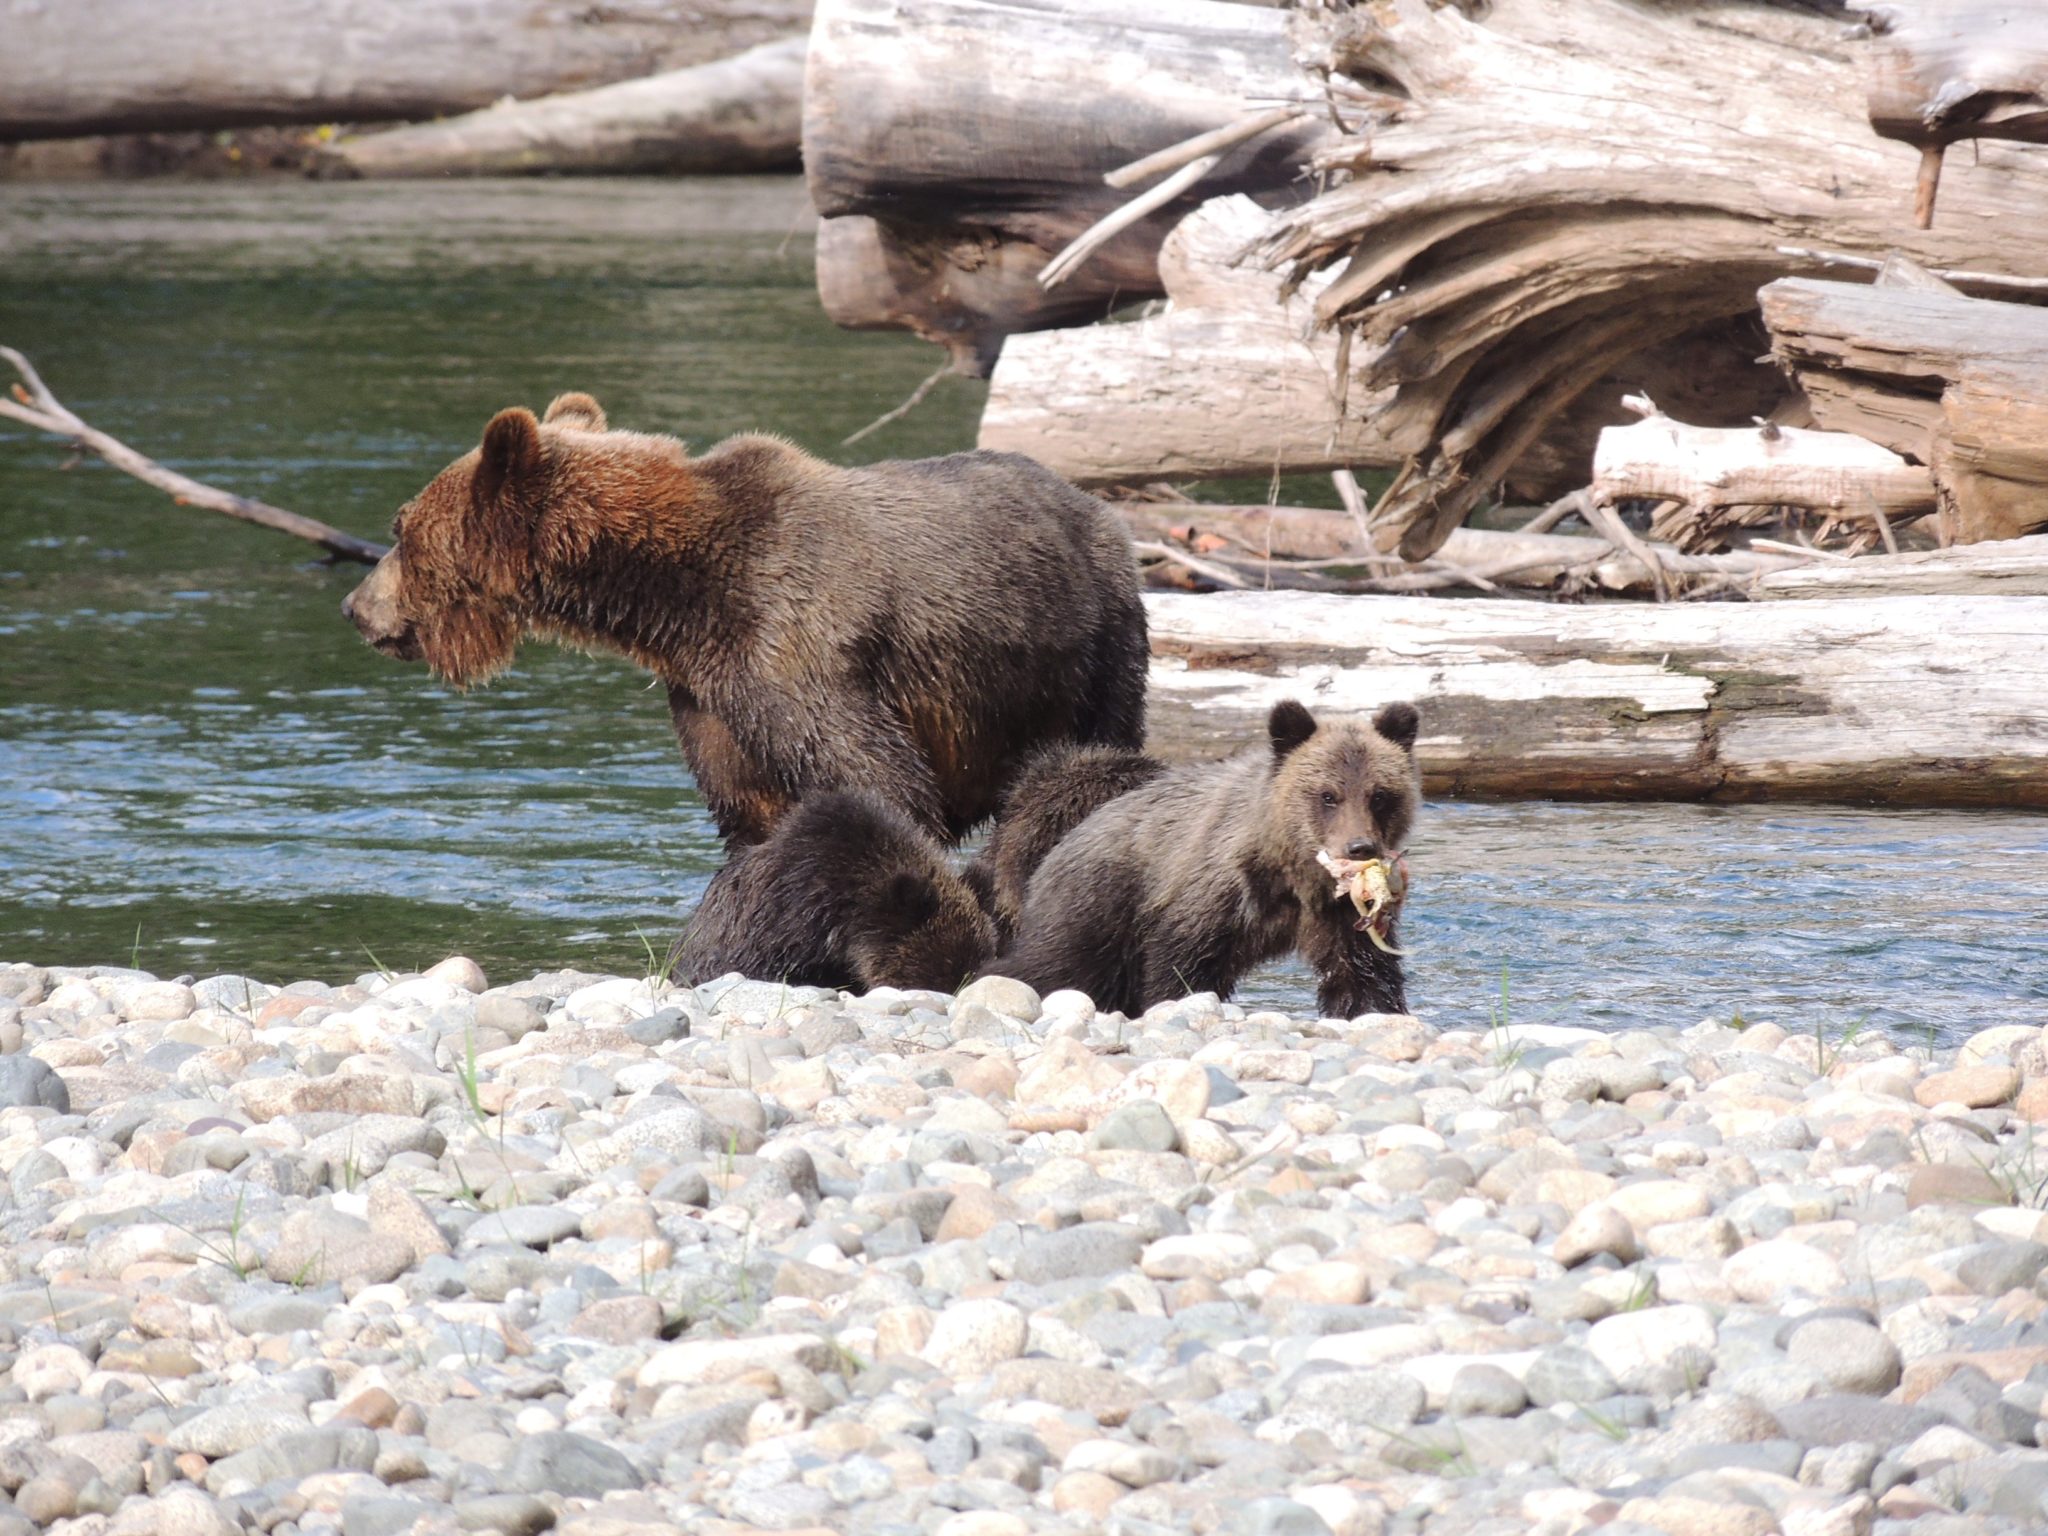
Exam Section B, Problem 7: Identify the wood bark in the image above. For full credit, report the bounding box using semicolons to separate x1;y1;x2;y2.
1760;276;2048;543
1142;590;2048;809
1259;0;2048;564
804;0;1327;361
1758;532;2048;598
0;0;813;139
319;37;806;179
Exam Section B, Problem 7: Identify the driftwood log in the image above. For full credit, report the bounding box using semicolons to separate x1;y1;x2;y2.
1759;532;2048;598
1761;276;2048;544
319;37;806;179
0;0;812;139
1143;590;2048;808
1590;408;1938;553
1258;0;2048;564
804;0;1325;372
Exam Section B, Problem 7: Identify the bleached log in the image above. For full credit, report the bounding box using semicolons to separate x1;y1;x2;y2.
1258;0;2048;563
804;0;1326;359
1142;590;2048;808
1761;277;2048;543
1591;413;1937;551
1759;533;2048;598
0;0;812;139
321;37;805;179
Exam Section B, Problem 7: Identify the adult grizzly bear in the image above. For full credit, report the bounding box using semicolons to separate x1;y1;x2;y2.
964;742;1164;945
997;699;1421;1019
342;393;1147;846
667;791;994;994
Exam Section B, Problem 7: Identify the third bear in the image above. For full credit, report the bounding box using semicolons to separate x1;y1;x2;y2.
996;698;1421;1019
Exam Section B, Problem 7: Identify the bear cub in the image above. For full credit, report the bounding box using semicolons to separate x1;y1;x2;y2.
964;743;1165;945
997;699;1421;1019
668;790;995;995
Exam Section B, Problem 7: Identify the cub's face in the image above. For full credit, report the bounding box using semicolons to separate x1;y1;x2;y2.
1268;698;1421;872
342;392;608;687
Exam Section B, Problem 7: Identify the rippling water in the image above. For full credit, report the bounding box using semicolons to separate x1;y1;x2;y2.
2;180;2042;1042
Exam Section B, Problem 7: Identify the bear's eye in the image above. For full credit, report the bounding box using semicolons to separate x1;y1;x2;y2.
1370;788;1396;821
1319;790;1340;810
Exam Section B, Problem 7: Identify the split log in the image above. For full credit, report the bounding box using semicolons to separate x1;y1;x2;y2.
805;0;1326;365
1258;0;2048;564
320;37;806;179
1759;533;2048;598
1761;276;2048;543
981;196;1788;496
1142;590;2048;809
0;0;812;140
1855;1;2048;225
1590;410;1937;552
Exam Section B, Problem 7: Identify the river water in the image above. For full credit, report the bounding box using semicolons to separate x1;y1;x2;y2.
2;179;2042;1042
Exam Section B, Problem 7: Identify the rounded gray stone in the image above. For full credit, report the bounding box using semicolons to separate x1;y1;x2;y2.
503;1431;642;1498
0;1056;68;1112
1524;1345;1621;1408
1092;1101;1181;1154
1446;1363;1529;1419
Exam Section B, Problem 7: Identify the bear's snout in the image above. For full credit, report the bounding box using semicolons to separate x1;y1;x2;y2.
343;553;424;661
1344;837;1382;861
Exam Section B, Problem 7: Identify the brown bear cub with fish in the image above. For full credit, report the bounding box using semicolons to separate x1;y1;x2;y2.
343;392;1148;848
344;393;1417;1009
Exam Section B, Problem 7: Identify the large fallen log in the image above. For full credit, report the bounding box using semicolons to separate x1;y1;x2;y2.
1258;0;2048;564
805;0;1326;367
320;37;806;179
1142;590;2048;808
0;0;812;139
1761;277;2048;544
1759;533;2048;598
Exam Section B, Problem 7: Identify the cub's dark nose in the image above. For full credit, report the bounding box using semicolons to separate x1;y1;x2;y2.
1345;838;1381;860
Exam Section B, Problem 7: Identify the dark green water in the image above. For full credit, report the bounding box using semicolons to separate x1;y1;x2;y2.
2;179;2043;1040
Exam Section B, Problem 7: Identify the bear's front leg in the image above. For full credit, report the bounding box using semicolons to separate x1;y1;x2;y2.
1300;914;1408;1019
666;687;796;846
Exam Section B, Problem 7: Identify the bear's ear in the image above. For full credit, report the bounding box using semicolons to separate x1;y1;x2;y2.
1373;701;1420;750
472;407;544;514
1268;699;1318;761
542;392;607;432
874;872;941;930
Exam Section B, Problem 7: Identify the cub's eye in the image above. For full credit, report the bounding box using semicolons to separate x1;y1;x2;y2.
1369;789;1396;820
1319;791;1341;809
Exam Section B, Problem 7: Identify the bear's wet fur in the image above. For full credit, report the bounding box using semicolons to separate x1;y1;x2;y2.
343;393;1148;848
966;742;1164;944
996;698;1421;1019
667;790;996;995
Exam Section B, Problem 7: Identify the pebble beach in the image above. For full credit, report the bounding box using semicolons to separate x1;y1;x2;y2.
0;957;2046;1536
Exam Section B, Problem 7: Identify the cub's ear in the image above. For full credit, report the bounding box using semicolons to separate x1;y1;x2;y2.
874;872;941;930
1268;699;1318;761
1373;701;1420;750
542;392;607;432
472;407;544;513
